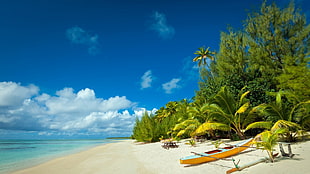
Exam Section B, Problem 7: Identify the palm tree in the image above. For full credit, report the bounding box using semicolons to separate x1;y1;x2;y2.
252;129;286;163
246;91;309;141
172;119;201;138
187;102;209;123
155;101;178;122
193;121;230;138
246;120;301;132
246;120;301;141
193;46;216;67
246;119;302;161
173;102;230;139
172;102;209;138
206;86;256;139
291;100;310;131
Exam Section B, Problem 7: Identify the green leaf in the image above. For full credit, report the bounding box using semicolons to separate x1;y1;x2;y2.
246;121;273;131
236;102;250;114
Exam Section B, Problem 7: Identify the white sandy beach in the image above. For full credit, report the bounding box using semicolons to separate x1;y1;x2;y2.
12;139;310;174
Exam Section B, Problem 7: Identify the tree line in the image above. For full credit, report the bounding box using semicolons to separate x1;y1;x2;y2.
132;1;310;143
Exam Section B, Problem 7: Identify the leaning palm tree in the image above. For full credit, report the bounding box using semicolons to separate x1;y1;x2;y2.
193;46;216;67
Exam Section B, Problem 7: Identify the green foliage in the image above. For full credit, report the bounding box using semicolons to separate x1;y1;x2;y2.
245;91;308;141
132;111;177;142
131;1;310;143
252;129;284;162
277;64;310;101
197;0;310;106
245;1;310;101
194;122;230;137
246;121;273;130
185;139;196;146
195;67;223;104
211;140;223;148
172;119;201;138
132;112;156;142
206;86;256;139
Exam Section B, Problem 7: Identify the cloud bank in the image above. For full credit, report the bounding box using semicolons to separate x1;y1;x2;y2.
0;82;156;138
150;11;175;39
66;26;100;55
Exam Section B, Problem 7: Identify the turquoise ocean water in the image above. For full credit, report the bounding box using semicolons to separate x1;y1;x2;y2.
0;139;115;174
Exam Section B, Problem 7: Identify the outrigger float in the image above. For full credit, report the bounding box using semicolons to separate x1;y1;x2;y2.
180;138;253;165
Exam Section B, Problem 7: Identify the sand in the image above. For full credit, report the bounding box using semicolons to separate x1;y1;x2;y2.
12;139;310;174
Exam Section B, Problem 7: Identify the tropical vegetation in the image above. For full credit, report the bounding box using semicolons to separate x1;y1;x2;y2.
131;1;310;146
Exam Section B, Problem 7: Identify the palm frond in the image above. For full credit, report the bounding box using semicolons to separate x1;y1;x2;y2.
271;120;301;132
213;86;235;115
245;121;273;131
176;130;186;137
239;91;250;105
194;122;230;135
236;102;250;114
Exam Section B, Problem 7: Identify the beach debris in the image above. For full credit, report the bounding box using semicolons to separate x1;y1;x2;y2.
278;142;295;158
226;153;279;174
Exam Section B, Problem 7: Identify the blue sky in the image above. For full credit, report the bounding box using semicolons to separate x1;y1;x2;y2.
0;0;309;139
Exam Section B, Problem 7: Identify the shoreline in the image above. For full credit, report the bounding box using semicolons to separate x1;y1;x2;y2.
0;139;113;174
11;139;310;174
11;140;150;174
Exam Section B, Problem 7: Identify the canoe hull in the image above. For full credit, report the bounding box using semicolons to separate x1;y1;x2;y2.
180;138;253;165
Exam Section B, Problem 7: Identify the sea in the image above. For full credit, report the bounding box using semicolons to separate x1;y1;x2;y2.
0;139;117;174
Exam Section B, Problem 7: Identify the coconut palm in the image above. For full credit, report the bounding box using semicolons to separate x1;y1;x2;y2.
291;100;310;131
206;86;256;139
193;121;230;138
172;102;209;138
193;46;216;67
173;102;230;139
187;102;210;123
247;91;309;141
172;119;201;138
246;120;301;141
155;101;178;122
246;120;301;132
252;128;286;163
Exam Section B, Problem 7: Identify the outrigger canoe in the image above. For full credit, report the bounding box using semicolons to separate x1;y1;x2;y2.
180;138;253;165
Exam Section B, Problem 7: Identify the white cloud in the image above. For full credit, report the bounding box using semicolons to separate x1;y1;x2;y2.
150;11;175;39
66;26;100;55
0;82;39;107
140;70;153;89
162;78;181;94
0;81;155;137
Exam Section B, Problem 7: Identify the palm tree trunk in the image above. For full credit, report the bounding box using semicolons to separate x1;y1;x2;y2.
236;131;245;140
267;150;274;163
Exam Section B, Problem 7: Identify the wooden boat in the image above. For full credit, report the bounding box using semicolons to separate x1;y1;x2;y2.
180;138;253;165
